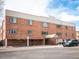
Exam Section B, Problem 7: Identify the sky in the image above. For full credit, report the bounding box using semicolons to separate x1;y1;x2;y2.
0;0;5;27
5;0;79;31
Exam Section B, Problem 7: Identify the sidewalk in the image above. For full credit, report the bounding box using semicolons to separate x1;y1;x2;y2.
0;45;63;52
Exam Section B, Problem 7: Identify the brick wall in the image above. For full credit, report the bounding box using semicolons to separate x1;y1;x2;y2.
6;16;76;40
5;16;76;45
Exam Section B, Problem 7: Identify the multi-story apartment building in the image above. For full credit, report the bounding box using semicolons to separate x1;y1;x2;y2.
1;10;76;46
76;31;79;40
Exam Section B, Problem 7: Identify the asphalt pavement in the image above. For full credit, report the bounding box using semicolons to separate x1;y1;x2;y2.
0;45;79;59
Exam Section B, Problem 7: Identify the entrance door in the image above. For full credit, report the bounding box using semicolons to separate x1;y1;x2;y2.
45;38;50;45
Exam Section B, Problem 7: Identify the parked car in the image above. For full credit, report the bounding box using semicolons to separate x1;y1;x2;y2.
62;39;79;47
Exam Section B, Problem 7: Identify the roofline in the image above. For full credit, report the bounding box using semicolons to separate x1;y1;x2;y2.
5;9;75;27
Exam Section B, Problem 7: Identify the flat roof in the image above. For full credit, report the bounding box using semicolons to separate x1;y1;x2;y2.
6;9;75;27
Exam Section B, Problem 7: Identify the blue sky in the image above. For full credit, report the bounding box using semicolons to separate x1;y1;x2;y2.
47;0;79;31
6;0;79;31
48;0;79;15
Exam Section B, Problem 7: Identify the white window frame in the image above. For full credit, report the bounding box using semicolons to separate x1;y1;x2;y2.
42;22;48;28
27;20;33;25
9;29;17;34
10;17;17;23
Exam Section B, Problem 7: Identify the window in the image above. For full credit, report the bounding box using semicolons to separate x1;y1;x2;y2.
56;32;62;36
72;26;75;30
9;29;16;34
42;22;48;28
56;25;62;28
42;31;48;35
10;17;17;23
65;26;68;29
27;30;32;35
27;20;32;25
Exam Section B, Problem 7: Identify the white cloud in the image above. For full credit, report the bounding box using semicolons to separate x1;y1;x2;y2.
6;0;50;16
58;12;79;22
47;6;79;22
47;7;79;31
76;6;79;12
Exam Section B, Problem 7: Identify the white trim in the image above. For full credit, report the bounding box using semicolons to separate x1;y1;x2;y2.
6;9;75;27
45;34;58;38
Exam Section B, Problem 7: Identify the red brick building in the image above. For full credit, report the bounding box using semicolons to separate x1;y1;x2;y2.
1;10;76;46
76;31;79;40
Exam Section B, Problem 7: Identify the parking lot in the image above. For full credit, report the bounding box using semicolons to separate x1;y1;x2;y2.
0;46;79;59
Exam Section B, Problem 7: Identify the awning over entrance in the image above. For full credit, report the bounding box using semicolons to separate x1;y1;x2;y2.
45;34;58;38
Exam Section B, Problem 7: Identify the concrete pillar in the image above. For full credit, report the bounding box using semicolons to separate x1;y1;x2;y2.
5;39;7;47
43;38;45;45
27;36;29;47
